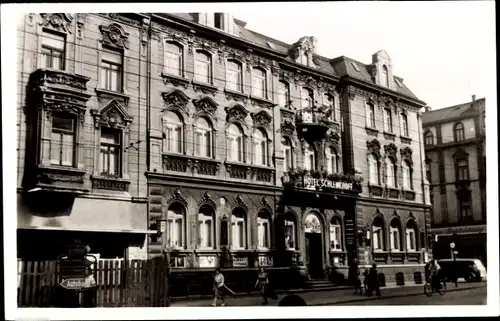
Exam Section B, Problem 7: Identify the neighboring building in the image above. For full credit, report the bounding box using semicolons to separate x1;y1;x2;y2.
16;12;430;293
422;96;487;264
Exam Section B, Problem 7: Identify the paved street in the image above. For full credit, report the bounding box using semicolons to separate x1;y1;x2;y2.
170;281;486;307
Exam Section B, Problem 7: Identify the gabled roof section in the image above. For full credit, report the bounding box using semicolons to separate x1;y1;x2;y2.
422;98;485;125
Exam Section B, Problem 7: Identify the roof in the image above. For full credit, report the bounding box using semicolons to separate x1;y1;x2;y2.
422;98;485;125
167;13;420;100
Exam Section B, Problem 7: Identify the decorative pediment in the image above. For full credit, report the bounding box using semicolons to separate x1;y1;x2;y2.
280;119;296;136
39;13;74;34
225;104;248;124
192;96;218;119
453;148;469;160
162;90;190;116
367;139;381;157
99;23;129;49
198;191;217;209
90;99;132;129
251;110;272;129
400;147;413;164
384;143;398;159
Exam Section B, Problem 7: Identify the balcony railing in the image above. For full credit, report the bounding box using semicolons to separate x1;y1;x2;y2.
295;105;333;143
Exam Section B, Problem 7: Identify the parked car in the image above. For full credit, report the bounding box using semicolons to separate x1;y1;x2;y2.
437;258;487;282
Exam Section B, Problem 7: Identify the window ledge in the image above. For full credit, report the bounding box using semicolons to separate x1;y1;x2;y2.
256;248;272;252
400;135;412;142
192;80;218;96
249;95;274;108
329;250;346;254
36;165;87;185
161;72;189;88
365;127;379;137
383;131;397;138
90;175;130;192
224;88;249;102
95;88;130;104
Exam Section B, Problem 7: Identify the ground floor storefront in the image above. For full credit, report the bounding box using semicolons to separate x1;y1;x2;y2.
431;225;487;266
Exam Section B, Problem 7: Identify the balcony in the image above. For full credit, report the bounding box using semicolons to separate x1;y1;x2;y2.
282;169;363;195
162;154;222;176
34;165;88;194
295;105;332;144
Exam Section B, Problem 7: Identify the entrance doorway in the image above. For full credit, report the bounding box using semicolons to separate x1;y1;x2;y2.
304;214;323;279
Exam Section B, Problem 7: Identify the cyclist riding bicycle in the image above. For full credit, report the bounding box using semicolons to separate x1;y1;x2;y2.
428;259;441;291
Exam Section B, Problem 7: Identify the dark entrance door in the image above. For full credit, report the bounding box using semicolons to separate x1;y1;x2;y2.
306;233;323;279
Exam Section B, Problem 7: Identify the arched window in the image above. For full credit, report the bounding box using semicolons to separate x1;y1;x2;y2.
278;81;290;108
284;213;297;250
198;205;215;249
227;60;243;92
253;129;268;166
195;50;211;83
329;217;342;251
454;122;465;141
231;208;247;249
227;123;243;162
390;219;401;251
194;118;212;158
368;153;379;185
163;111;183;153
384;108;393;132
301;51;309;66
167;203;186;249
282;137;293;172
304;146;316;170
406;220;417;252
367;103;376;128
252;68;267;98
372;217;384;251
402;160;412;189
386;157;396;187
301;87;314;109
424;131;434;145
382;65;389;87
456;159;469;181
257;210;271;249
323;93;335;121
326;147;338;174
165;42;183;76
401;113;409;137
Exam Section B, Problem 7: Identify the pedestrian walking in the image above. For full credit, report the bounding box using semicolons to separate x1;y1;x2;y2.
362;269;369;294
365;264;381;297
81;267;97;307
349;259;362;295
212;268;227;306
254;267;277;305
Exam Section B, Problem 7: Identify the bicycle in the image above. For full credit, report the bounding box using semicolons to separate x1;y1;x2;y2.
424;277;447;296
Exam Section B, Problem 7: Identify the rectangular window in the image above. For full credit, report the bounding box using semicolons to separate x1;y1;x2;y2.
100;49;123;92
167;216;184;248
165;47;182;76
284;147;292;172
406;230;416;251
257;218;270;249
195;129;211;158
373;227;383;250
50;113;75;166
165;125;182;153
41;31;65;70
99;127;121;176
231;217;245;249
401;114;409;136
367;104;376;128
195;52;211;83
284;220;295;249
390;227;400;251
198;214;213;248
214;13;224;30
384;108;393;132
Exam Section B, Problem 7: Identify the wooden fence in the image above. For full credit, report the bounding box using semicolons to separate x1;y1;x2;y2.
17;258;169;307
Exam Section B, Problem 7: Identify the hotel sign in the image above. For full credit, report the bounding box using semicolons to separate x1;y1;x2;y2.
303;177;354;191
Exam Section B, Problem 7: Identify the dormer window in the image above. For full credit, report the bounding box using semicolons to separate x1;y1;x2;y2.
383;65;389;87
301;51;309;67
214;13;224;30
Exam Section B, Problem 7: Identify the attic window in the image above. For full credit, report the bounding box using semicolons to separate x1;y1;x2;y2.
394;78;403;87
266;41;275;50
214;13;224;30
351;62;360;72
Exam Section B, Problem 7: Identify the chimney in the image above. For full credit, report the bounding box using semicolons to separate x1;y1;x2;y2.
472;95;476;102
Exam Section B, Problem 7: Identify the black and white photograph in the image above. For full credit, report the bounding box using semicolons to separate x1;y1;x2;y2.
2;1;498;320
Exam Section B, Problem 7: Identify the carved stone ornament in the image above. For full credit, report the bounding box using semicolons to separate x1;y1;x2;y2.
165;188;189;208
99;23;130;49
325;129;340;144
91;99;132;129
384;143;398;159
162;90;190;116
76;13;86;40
225;104;249;124
198;191;217;208
232;194;248;212
367;139;381;157
140;17;151;46
192;82;218;96
280;119;296;136
192;96;218;119
251;110;272;129
271;60;281;76
39;13;74;33
400;146;413;164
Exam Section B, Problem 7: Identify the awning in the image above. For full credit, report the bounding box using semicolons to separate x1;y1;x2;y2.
17;225;157;234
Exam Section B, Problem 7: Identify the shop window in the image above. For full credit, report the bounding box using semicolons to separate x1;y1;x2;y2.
41;30;65;70
251;67;267;98
226;60;243;92
257;211;271;249
253;128;268;166
231;208;246;250
386;157;396;187
163;111;183;154
99;127;121;176
198;205;215;249
50;112;76;167
165;42;183;77
100;47;123;92
166;203;186;249
329;217;342;251
194;50;212;84
194;117;212;158
226;123;244;162
368;153;379;185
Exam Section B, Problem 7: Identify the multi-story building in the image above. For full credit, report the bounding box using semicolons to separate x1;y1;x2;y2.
422;96;487;264
16;12;430;293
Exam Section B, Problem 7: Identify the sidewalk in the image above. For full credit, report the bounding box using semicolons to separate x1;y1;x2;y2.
169;281;485;307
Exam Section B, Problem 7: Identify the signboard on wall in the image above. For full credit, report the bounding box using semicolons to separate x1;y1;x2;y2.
199;256;216;268
344;216;356;246
258;256;273;267
304;177;355;191
232;257;248;267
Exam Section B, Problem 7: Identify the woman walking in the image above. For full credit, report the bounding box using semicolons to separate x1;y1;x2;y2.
255;267;270;305
212;268;226;307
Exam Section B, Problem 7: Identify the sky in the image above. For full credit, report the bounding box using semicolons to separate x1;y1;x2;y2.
231;1;496;110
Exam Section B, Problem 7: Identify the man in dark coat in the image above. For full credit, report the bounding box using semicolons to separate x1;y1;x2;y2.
366;263;381;297
349;259;362;295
